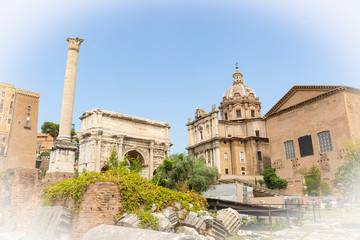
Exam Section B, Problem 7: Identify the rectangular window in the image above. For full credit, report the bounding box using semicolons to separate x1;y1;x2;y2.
284;140;295;160
11;94;14;99
9;101;13;109
0;100;4;106
225;168;229;174
224;113;228;120
224;153;228;160
8;109;12;115
241;167;245;171
1;92;4;97
298;135;314;157
27;106;31;111
241;171;246;175
318;131;333;153
240;151;245;163
0;107;3;114
25;121;30;128
257;151;262;161
0;147;4;156
7;118;11;124
255;130;260;137
236;110;241;118
251;110;255;117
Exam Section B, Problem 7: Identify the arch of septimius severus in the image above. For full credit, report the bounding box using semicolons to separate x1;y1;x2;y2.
48;38;172;178
78;109;172;179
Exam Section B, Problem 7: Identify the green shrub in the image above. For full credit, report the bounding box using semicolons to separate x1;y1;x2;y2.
41;167;206;216
152;154;220;193
262;166;287;190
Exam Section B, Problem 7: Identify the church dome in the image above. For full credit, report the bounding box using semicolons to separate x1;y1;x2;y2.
223;83;257;99
223;67;257;100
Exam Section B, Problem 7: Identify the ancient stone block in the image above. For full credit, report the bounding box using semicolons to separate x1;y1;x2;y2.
152;212;172;232
177;226;200;238
25;206;72;240
162;207;179;227
215;208;242;235
207;219;226;240
116;213;140;228
82;225;196;240
183;212;206;234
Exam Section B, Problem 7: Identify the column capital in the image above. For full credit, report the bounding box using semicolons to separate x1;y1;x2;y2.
67;37;84;52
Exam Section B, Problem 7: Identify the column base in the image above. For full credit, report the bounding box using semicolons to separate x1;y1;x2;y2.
48;140;77;173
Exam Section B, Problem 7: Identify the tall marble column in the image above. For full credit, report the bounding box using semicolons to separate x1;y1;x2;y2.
48;37;84;173
58;37;84;141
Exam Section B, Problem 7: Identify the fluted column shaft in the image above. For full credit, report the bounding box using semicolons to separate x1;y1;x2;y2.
57;38;84;141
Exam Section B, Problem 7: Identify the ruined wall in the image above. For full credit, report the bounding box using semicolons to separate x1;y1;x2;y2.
0;168;42;232
71;182;122;240
0;168;123;240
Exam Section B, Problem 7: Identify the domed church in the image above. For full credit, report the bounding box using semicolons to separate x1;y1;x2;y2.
186;66;271;178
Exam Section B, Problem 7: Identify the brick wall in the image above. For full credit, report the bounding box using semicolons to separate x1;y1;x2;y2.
71;182;122;240
0;168;123;239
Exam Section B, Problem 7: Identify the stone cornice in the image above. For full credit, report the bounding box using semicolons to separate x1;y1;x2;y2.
51;140;77;151
265;85;360;119
79;129;172;147
186;110;219;126
218;117;265;124
186;135;269;150
80;108;170;128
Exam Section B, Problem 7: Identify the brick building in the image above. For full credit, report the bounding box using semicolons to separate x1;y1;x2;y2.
0;82;40;170
265;85;360;195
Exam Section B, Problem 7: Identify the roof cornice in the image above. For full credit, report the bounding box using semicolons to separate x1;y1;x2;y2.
265;85;360;119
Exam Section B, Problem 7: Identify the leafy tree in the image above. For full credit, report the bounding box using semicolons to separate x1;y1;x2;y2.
102;146;142;173
151;153;220;193
41;122;76;141
262;166;288;190
41;122;59;140
332;139;360;197
301;166;332;196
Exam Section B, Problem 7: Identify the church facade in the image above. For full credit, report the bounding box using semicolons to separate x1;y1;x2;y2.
186;67;271;177
187;68;360;196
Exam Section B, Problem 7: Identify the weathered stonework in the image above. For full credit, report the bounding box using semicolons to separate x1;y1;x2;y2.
187;67;270;177
79;108;171;179
49;37;83;173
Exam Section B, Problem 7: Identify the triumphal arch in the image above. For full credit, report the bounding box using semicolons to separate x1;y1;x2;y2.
78;108;172;179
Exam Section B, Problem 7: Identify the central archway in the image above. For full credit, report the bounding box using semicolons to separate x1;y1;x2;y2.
125;150;145;167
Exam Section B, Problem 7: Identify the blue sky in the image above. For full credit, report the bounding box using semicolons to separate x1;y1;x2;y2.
1;0;359;153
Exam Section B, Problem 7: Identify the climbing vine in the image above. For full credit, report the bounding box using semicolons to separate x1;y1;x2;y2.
41;167;207;220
